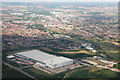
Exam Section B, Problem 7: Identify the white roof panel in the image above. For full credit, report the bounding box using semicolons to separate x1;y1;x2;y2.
16;50;57;61
44;57;73;65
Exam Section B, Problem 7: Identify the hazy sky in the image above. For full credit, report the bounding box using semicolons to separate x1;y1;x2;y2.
2;0;120;2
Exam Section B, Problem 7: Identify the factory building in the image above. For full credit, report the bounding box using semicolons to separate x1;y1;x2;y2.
8;50;73;69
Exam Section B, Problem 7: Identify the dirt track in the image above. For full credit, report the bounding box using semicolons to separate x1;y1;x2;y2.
56;50;94;55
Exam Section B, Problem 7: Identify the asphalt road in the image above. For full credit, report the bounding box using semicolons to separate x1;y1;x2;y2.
3;62;38;80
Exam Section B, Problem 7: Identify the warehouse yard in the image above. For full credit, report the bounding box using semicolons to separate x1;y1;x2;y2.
6;50;82;74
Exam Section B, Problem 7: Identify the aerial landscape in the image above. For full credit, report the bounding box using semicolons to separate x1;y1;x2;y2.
1;0;120;80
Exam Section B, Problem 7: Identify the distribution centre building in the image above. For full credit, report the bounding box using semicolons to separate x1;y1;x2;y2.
11;50;73;69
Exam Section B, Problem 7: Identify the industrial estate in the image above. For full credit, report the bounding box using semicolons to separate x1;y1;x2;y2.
6;49;120;76
7;50;76;74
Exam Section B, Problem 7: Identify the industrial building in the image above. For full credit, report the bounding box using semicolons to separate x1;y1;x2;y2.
7;50;73;69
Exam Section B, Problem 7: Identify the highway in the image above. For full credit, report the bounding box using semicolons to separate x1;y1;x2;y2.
3;62;38;80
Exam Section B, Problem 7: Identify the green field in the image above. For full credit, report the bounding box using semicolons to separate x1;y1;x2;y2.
2;63;29;78
68;67;119;78
20;67;120;79
23;67;68;78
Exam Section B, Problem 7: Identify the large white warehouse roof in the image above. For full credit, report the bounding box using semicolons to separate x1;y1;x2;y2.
14;50;73;69
16;50;57;61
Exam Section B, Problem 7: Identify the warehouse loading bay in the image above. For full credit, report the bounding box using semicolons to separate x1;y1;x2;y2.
6;50;97;74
